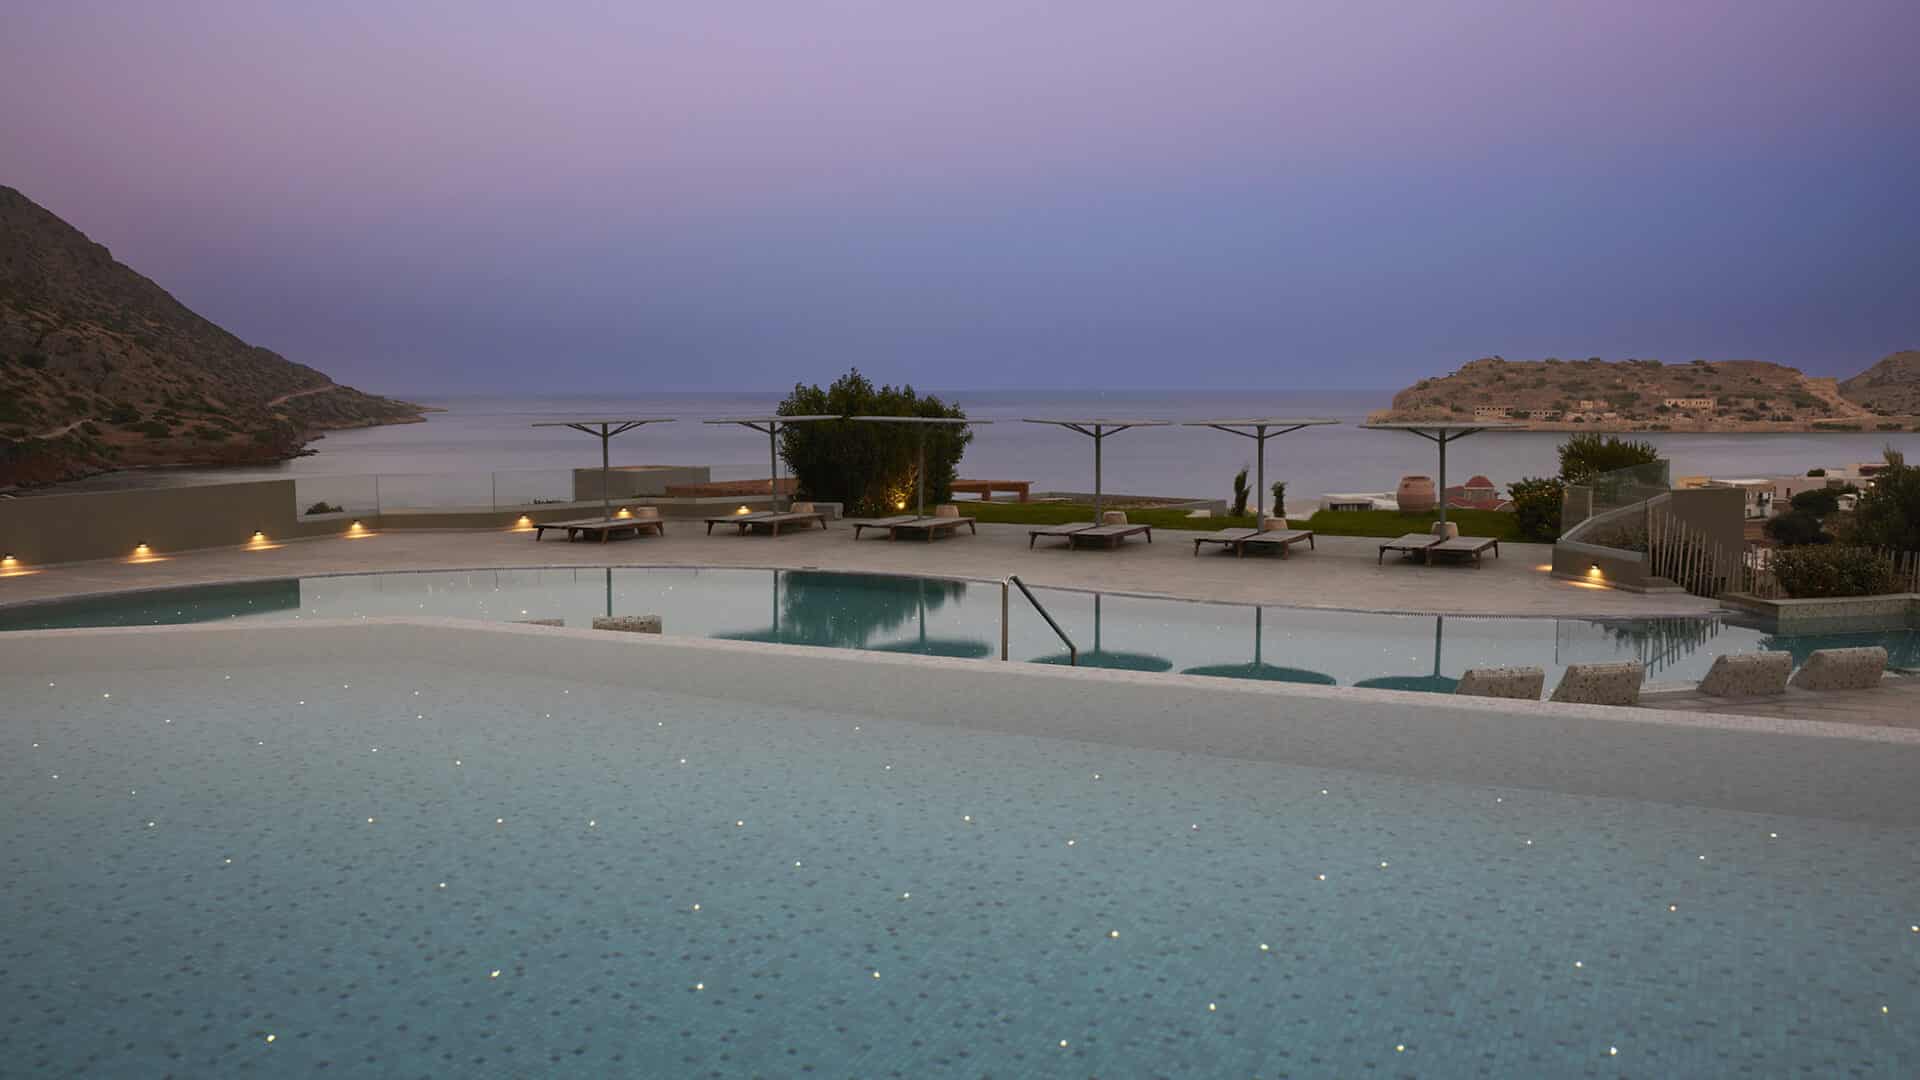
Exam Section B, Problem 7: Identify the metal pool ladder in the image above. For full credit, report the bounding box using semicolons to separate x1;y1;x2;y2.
1003;575;1077;665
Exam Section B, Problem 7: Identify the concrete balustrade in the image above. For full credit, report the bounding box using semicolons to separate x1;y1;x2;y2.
592;614;663;634
1789;647;1888;691
1698;652;1792;697
1455;666;1545;700
1551;661;1645;706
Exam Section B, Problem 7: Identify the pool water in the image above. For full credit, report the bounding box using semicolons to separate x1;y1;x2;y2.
2;568;1915;689
4;661;1916;1076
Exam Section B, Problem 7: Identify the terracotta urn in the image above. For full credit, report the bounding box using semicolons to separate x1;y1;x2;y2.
1397;475;1436;512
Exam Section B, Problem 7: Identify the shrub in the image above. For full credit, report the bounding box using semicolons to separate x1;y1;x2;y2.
1557;433;1660;485
1789;488;1841;517
1270;480;1287;518
135;420;171;439
1508;476;1564;542
1806;468;1826;477
1769;546;1898;598
1844;449;1920;551
305;501;344;515
1764;509;1831;546
776;369;972;517
1230;467;1250;517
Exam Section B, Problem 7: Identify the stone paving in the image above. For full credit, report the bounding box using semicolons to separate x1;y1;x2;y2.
0;520;1717;618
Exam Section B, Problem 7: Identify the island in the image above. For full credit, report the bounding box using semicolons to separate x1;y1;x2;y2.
1369;354;1920;433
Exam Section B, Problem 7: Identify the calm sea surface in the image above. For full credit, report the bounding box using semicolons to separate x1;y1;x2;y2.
39;391;1920;512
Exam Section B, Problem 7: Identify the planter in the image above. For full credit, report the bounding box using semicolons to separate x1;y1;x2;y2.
1396;475;1435;512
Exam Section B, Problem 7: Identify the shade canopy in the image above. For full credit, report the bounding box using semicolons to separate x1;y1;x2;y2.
1021;419;1170;520
1183;418;1340;526
529;418;677;517
1357;421;1522;523
701;415;841;512
847;416;991;516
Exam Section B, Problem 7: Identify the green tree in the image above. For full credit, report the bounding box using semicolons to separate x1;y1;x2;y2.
1270;480;1287;517
1230;466;1251;517
1844;449;1920;551
1557;433;1661;485
776;369;973;516
1508;477;1564;541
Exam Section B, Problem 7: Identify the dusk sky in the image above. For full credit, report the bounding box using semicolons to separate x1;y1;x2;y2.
4;1;1917;395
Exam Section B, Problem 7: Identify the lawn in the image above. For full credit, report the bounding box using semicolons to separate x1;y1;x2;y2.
1300;508;1522;540
962;500;1258;532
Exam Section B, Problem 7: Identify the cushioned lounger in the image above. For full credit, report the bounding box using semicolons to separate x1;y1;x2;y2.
1378;533;1442;563
1237;528;1315;558
1029;522;1097;548
1191;528;1259;555
1061;523;1152;549
709;511;827;537
1427;535;1500;567
849;515;921;539
886;516;977;541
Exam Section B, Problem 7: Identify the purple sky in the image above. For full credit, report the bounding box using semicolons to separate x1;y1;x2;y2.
4;1;1916;394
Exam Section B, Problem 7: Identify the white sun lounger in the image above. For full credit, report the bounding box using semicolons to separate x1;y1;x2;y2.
850;515;921;539
1428;535;1501;567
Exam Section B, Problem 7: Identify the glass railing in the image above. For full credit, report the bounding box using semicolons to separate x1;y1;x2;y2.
1561;460;1671;549
291;464;779;518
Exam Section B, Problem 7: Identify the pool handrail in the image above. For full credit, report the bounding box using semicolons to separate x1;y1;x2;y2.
1005;574;1077;665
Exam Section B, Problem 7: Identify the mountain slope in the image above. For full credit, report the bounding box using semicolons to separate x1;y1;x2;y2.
0;185;423;487
1840;350;1920;416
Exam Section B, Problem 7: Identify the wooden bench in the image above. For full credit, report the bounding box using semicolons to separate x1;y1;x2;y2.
952;479;1031;503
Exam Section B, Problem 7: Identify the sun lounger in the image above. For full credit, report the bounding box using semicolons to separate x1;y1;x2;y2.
708;510;828;536
533;516;611;540
1428;535;1500;567
886;515;977;541
1063;523;1152;549
1029;522;1097;548
1238;528;1315;558
564;517;665;543
1378;533;1443;564
1191;528;1258;555
705;511;778;535
850;515;921;539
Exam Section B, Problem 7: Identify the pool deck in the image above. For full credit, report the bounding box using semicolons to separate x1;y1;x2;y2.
0;521;1715;618
6;524;1917;729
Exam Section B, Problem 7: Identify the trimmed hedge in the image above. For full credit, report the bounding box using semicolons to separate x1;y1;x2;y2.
1769;546;1899;598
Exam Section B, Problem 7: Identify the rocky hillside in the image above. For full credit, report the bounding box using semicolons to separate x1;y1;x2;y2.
0;186;424;488
1840;351;1920;416
1371;356;1914;432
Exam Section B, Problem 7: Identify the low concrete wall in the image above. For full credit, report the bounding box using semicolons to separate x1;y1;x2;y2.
1722;591;1920;632
0;479;303;565
10;618;1920;825
1551;539;1669;591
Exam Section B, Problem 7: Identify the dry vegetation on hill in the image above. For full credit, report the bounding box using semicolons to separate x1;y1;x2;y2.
0;186;423;488
1371;355;1918;433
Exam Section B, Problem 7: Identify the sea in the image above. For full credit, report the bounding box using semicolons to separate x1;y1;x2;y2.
31;390;1920;513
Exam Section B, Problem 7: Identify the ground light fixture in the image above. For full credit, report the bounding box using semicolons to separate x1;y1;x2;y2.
0;553;30;577
512;515;534;532
128;542;166;564
614;507;633;519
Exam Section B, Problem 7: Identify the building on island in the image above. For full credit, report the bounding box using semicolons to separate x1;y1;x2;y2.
1663;397;1715;410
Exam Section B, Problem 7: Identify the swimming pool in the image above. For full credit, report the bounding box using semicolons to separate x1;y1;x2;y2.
3;567;1915;690
5;621;1917;1077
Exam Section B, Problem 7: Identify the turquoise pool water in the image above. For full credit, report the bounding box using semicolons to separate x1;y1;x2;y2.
4;659;1916;1076
2;568;1914;689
